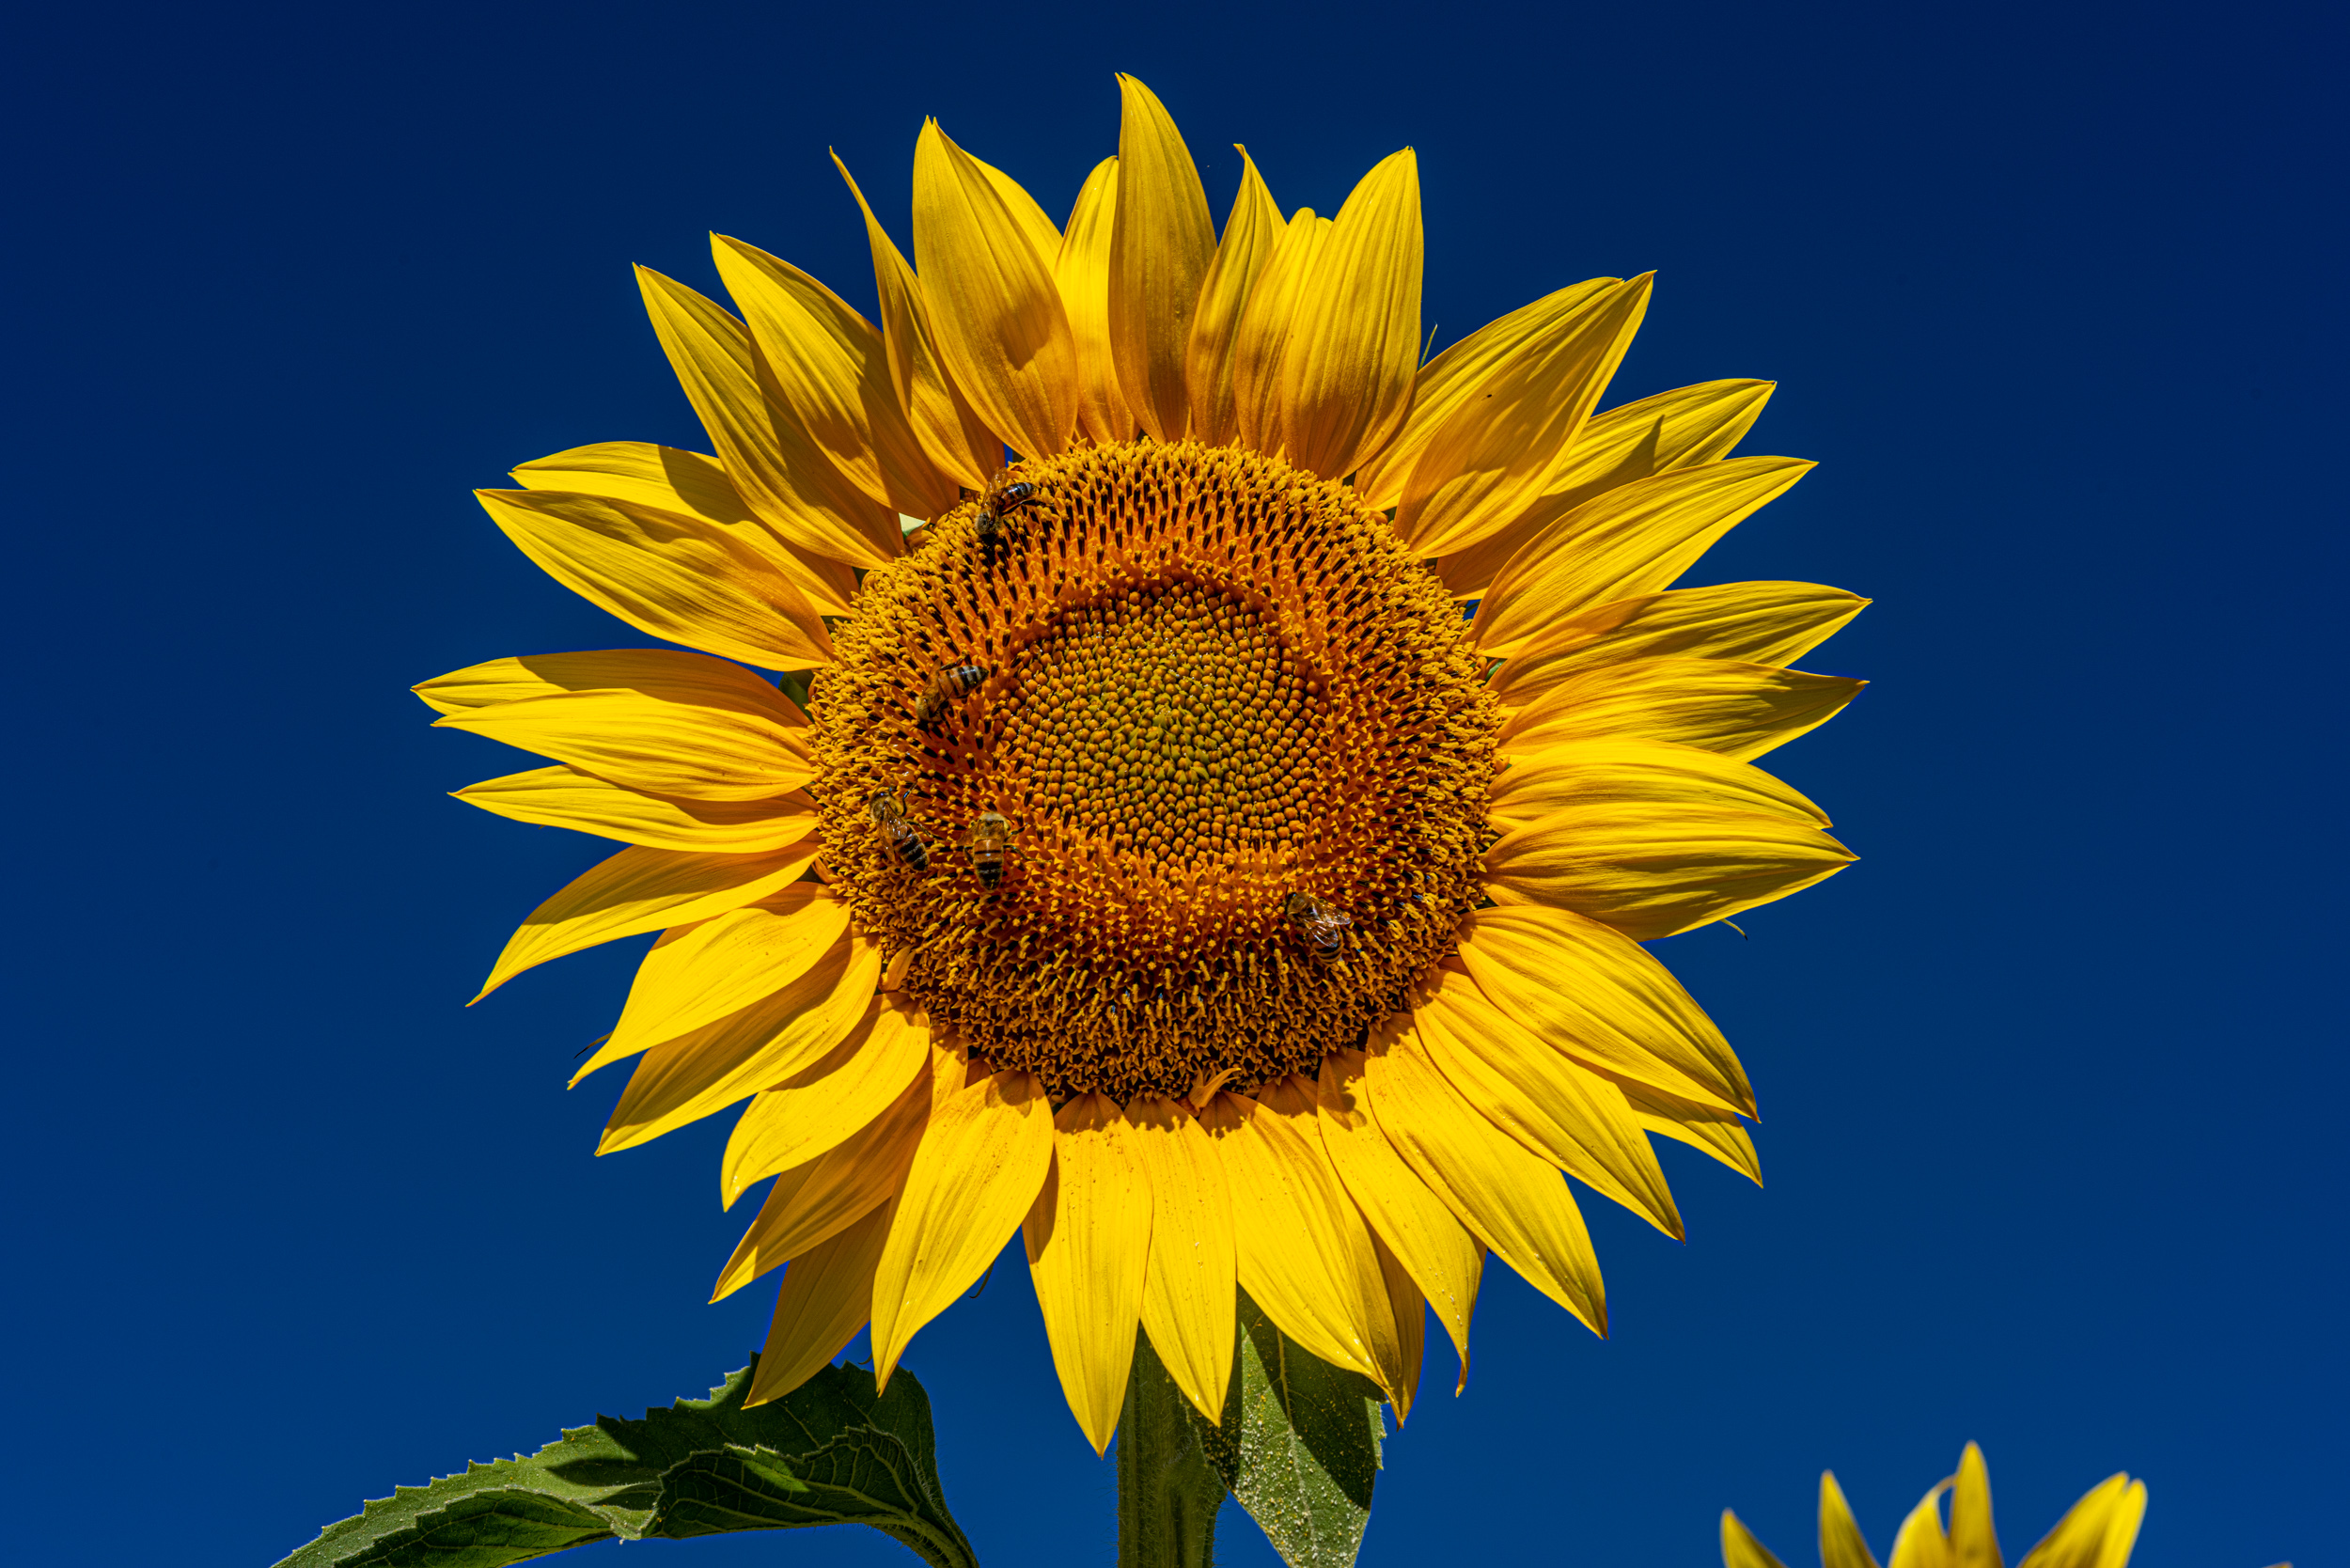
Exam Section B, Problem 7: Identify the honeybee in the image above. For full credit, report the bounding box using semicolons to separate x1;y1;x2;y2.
912;662;986;731
867;789;932;871
974;478;1040;560
958;810;1021;889
1282;891;1353;959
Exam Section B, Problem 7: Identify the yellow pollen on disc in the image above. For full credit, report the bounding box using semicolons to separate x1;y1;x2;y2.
810;440;1500;1101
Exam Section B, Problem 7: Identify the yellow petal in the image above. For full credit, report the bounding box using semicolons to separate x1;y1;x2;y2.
2018;1476;2145;1568
511;441;861;617
1315;1049;1483;1376
596;887;852;1067
1411;970;1683;1237
1951;1443;2004;1568
1363;1026;1606;1334
1230;207;1330;459
1499;655;1865;762
474;488;834;671
634;266;902;569
711;234;957;520
1890;1482;1954;1568
1724;1512;1794;1568
450;765;817;853
433;687;811;803
1432;378;1777;598
712;1048;932;1301
744;1198;894;1409
1108;74;1214;442
969;146;1064;265
1023;1093;1152;1453
1823;1472;1885;1568
1394;275;1654;559
1455;903;1754;1116
1184;146;1282;448
1491;582;1870;714
870;1070;1056;1388
719;996;935;1205
1259;149;1422;478
1055;157;1136;447
1127;1095;1238;1422
1616;1076;1762;1184
912;120;1078;460
832;153;1003;491
415;647;807;718
474;839;819;1003
1474;457;1816;656
1490;738;1829;830
594;933;882;1152
1205;1085;1408;1402
1484;803;1856;940
1355;278;1619;510
1369;1228;1424;1421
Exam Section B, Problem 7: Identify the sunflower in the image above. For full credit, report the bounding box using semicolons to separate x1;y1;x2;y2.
419;75;1867;1451
1723;1445;2150;1568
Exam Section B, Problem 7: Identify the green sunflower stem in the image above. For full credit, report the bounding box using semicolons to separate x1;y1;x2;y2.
1118;1338;1225;1568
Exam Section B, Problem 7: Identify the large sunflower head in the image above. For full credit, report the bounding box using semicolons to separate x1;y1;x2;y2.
420;74;1868;1452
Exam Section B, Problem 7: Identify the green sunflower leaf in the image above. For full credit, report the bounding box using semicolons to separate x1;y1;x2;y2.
271;1357;977;1568
1189;1289;1386;1568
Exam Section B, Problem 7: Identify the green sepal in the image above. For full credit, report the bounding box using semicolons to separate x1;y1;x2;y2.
272;1357;976;1568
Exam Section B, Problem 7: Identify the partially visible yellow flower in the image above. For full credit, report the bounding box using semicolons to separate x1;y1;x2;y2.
1723;1445;2148;1568
421;74;1869;1452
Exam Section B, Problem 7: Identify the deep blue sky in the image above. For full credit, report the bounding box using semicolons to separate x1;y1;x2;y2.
5;2;2342;1565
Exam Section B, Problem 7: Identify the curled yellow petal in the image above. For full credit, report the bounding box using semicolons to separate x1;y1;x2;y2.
1499;655;1865;762
1393;275;1653;558
596;887;851;1068
1356;277;1618;510
595;932;881;1152
1184;147;1283;447
1363;1028;1606;1334
1023;1093;1152;1453
433;687;811;803
474;839;819;1003
475;488;832;671
744;1198;894;1409
2018;1474;2145;1568
1483;802;1856;940
1489;581;1870;714
870;1069;1056;1388
713;1049;932;1301
634;266;901;569
912;119;1078;460
1315;1049;1482;1376
1432;377;1777;598
1618;1077;1762;1184
415;647;806;719
1412;970;1683;1237
1890;1482;1954;1568
510;442;859;616
1245;149;1422;478
1474;456;1816;656
1056;156;1136;447
1489;739;1830;831
711;234;957;520
450;765;816;854
1109;73;1214;442
1127;1095;1238;1422
1455;902;1753;1116
720;996;935;1205
833;152;1002;491
1206;1085;1408;1402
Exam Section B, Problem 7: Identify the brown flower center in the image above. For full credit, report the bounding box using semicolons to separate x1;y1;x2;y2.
810;439;1499;1101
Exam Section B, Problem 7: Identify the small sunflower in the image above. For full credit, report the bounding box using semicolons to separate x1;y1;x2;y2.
1723;1444;2150;1568
421;75;1867;1450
